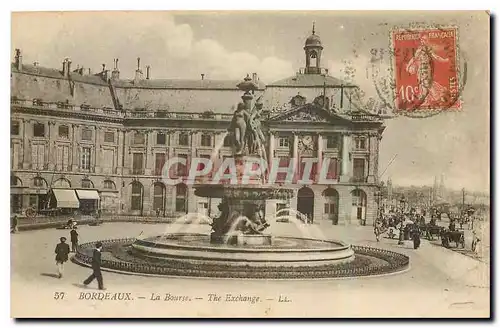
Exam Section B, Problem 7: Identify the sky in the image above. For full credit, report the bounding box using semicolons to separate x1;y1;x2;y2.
11;11;490;193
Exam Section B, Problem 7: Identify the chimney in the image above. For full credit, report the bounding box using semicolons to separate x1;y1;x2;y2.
111;58;120;80
14;49;22;70
33;61;39;67
325;68;329;75
146;65;150;80
62;58;71;77
201;73;205;80
252;72;257;82
134;57;144;83
88;68;92;75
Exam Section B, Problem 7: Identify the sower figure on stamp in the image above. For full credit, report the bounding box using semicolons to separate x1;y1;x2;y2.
54;237;70;278
83;241;105;290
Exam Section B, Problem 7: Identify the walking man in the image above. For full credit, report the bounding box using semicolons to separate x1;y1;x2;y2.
54;237;70;278
11;215;19;233
83;241;105;290
70;227;79;253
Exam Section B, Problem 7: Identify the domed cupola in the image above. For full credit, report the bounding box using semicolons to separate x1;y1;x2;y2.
303;23;323;74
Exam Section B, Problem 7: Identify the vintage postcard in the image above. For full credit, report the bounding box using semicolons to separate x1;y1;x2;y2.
10;11;490;318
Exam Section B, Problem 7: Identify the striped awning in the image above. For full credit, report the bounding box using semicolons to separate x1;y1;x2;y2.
52;189;80;208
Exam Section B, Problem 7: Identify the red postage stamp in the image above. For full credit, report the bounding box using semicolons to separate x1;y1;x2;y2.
392;27;461;112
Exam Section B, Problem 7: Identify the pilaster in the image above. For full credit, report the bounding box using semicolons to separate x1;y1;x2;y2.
339;132;351;182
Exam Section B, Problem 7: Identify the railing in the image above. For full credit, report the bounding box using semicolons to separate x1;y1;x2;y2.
11;98;235;121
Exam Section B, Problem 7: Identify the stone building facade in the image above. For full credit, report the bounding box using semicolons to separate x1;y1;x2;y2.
10;28;385;225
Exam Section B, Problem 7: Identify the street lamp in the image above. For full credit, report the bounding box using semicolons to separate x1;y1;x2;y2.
398;195;406;245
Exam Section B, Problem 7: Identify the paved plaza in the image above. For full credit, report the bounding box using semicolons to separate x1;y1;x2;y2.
11;221;490;318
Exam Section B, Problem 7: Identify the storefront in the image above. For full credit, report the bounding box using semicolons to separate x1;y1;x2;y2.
75;189;100;215
48;189;80;215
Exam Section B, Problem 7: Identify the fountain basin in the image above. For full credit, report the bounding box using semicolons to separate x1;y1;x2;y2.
210;233;272;246
130;233;354;268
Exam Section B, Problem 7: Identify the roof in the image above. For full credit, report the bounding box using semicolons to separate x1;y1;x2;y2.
267;73;354;88
305;33;322;47
114;78;266;90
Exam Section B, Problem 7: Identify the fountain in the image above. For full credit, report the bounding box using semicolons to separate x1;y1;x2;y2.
73;74;410;279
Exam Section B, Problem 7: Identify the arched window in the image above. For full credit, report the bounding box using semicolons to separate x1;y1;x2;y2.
175;183;187;213
53;178;71;188
33;177;47;188
103;180;116;190
11;175;21;186
131;182;143;211
322;188;339;224
352;189;367;207
81;178;94;189
153;183;165;211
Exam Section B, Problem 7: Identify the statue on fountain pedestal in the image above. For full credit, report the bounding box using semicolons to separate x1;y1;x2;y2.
228;96;267;163
228;102;249;156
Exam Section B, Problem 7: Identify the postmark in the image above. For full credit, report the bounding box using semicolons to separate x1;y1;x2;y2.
391;26;461;113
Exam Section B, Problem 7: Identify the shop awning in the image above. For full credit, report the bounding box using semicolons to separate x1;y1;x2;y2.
76;189;100;200
52;189;80;208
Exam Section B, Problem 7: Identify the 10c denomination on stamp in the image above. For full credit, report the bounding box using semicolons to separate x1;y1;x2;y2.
392;26;461;112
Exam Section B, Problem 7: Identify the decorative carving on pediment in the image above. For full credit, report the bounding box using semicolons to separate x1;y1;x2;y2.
283;110;329;123
289;93;307;108
313;95;330;109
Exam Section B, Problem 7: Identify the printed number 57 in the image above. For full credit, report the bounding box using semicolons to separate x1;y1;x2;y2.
54;292;65;300
399;85;417;102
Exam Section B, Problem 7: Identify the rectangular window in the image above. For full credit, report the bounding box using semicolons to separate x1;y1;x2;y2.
276;157;291;182
176;154;188;176
33;123;45;137
133;132;145;145
355;136;367;150
56;145;70;171
81;147;91;170
325;158;338;180
155;153;166;176
58;125;69;138
102;149;114;174
201;134;212;147
299;157;317;182
175;198;186;213
156;133;166;145
11;121;20;135
81;128;93;141
11;143;20;169
31;144;45;170
353;158;365;182
278;137;290;148
326;135;339;149
104;131;115;143
132;153;144;175
324;203;336;214
178;132;189;146
198;154;211;177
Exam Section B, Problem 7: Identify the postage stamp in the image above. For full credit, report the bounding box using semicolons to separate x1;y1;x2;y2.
391;26;461;112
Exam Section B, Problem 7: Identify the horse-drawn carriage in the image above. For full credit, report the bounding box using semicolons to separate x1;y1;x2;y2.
419;224;444;240
440;229;465;248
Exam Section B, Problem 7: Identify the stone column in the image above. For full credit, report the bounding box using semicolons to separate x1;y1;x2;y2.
292;133;299;182
313;188;324;223
71;124;79;171
339;133;351;182
367;133;376;183
145;130;152;176
187;185;197;213
268;132;275;166
22;119;30;169
316;134;323;182
94;126;101;173
116;129;125;175
289;188;298;215
47;121;55;170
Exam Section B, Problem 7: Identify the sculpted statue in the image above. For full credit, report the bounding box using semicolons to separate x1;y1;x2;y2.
228;102;249;155
228;96;267;162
